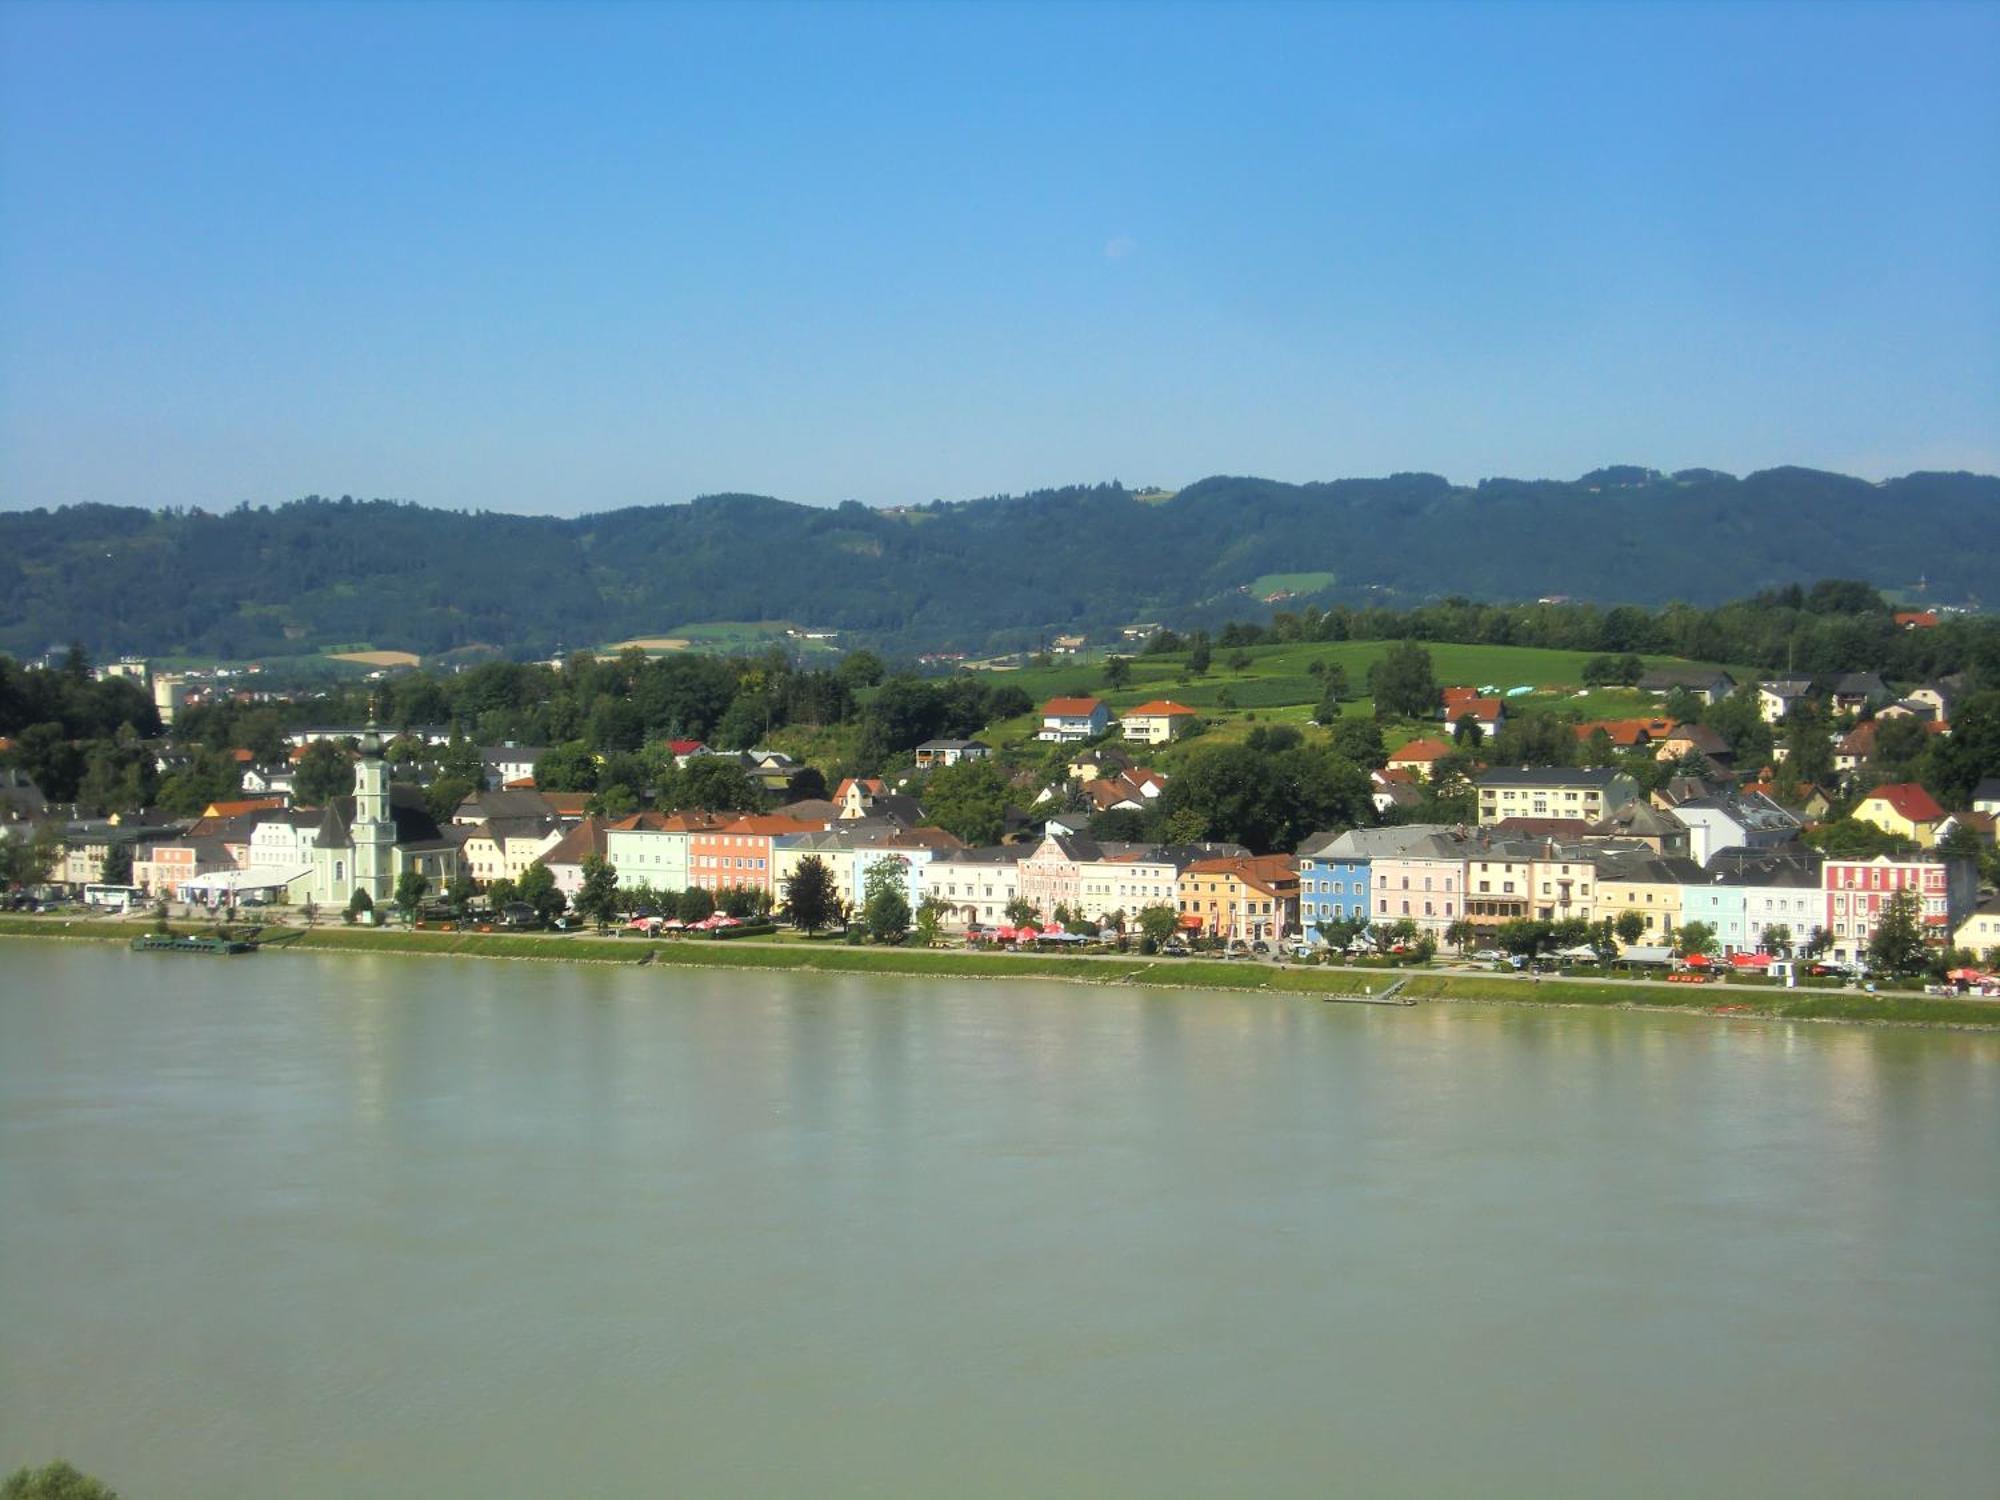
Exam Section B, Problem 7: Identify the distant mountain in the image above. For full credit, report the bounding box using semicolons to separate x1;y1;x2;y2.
1;468;1992;660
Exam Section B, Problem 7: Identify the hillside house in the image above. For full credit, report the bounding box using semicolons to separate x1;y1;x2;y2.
1120;701;1199;745
1037;697;1110;743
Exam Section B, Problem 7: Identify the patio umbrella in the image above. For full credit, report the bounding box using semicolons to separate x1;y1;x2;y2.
1683;953;1713;968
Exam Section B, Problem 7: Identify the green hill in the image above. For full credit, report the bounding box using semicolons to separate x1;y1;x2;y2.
1;468;1992;659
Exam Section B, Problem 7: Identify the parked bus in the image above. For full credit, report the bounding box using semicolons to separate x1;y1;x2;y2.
83;883;149;912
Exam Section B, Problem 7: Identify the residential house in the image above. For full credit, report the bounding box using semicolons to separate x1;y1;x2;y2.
1036;696;1110;743
1176;855;1298;943
1906;683;1956;720
1587;798;1689;857
461;815;565;885
1474;767;1639;827
1972;778;2000;818
1893;610;1939;630
239;764;296;799
1386;738;1453;780
1442;696;1505;739
452;787;561;826
57;817;185;890
1638;668;1735;705
1953;899;2000;959
1673;791;1802;865
1120;700;1199;745
479;745;552;789
1572;717;1674;750
1754;681;1814;723
913;739;991;768
1834;721;1877;777
1851;782;1947;848
1652;723;1733;767
541;817;610;899
1831;672;1890;714
1296;825;1449;943
1821;853;1978;966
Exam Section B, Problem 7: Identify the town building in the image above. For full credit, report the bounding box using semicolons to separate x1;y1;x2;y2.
1474;767;1638;828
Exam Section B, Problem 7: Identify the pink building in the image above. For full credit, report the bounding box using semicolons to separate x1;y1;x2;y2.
1821;854;1978;965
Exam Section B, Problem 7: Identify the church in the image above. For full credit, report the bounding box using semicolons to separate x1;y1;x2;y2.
308;726;462;910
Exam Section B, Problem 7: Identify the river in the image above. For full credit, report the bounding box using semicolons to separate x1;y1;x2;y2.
1;945;1995;1497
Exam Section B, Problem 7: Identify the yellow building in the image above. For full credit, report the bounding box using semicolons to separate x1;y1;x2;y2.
1176;855;1298;942
1850;783;1946;849
1593;853;1700;943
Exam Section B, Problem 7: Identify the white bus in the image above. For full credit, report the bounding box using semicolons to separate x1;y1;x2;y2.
83;883;149;911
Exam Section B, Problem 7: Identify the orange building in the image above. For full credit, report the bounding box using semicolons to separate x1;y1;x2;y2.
1176;854;1300;942
688;814;828;895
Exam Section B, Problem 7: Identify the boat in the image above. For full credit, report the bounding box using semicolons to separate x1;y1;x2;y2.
130;933;256;956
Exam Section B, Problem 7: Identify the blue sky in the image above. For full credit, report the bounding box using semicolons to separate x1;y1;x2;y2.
1;1;1994;514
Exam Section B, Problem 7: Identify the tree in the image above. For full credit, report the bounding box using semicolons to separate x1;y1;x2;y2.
393;869;429;920
1866;887;1929;977
920;758;1012;845
1187;633;1212;676
424;773;478;826
1614;909;1647;946
1369;642;1437;719
517;860;566;925
914;894;949;947
1803;925;1833;960
574;853;620;930
533;741;599;793
1675;921;1718;959
1452;713;1483;747
718;884;763;918
863;855;911;943
1328;717;1387;769
677;756;763;812
1005;897;1039;927
1495;918;1551;956
1444;918;1476;954
345;888;374;923
782;855;839;935
101;842;133;884
676;885;715;923
1104;656;1133;690
294;740;352;806
1761;922;1793;957
0;823;64;889
445;871;477;914
1138;904;1180;949
1;1461;121;1500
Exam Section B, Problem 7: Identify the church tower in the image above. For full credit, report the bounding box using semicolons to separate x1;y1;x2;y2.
350;723;397;902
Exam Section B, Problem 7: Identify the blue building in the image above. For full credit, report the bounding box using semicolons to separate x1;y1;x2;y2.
1297;826;1450;945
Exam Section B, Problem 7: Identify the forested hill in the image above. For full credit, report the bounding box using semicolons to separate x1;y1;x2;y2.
2;467;1993;660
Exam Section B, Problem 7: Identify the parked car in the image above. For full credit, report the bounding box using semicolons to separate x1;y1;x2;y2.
1471;948;1508;962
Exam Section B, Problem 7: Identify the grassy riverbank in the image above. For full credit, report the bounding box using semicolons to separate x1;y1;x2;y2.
3;915;1994;1027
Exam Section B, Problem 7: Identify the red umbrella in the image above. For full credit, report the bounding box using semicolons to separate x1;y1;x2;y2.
1683;953;1713;968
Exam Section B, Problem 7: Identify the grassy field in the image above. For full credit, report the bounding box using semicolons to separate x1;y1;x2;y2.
5;919;1992;1028
1247;571;1338;600
599;621;842;657
969;639;1732;752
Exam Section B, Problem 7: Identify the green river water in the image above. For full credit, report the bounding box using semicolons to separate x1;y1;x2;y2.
1;945;1995;1497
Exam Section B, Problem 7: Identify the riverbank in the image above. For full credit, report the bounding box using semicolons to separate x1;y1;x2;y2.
3;915;1995;1028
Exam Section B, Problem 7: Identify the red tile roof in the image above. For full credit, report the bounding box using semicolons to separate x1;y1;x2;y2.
1860;782;1945;824
1572;717;1675;747
1124;699;1197;717
1043;696;1104;716
1894;610;1939;629
1449;697;1503;722
1388;737;1452;763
